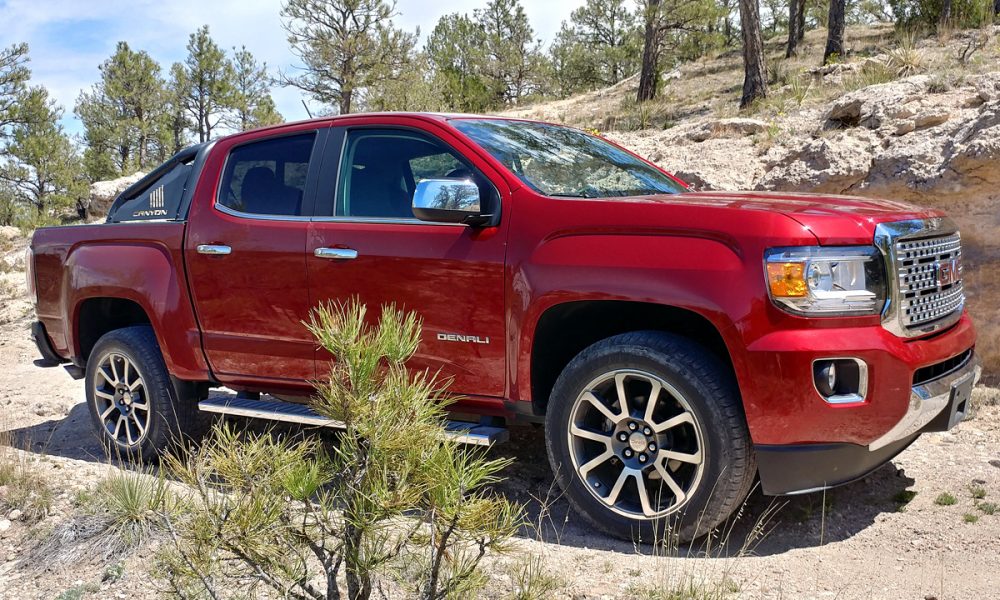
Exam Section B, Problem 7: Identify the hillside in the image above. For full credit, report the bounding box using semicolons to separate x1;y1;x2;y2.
508;23;1000;378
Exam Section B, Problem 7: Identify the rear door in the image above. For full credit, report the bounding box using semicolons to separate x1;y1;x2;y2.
185;127;327;388
306;122;509;398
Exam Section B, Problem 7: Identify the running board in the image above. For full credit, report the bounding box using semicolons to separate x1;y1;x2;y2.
197;397;508;446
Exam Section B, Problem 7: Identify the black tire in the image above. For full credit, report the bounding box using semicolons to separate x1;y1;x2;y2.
85;326;200;461
544;331;756;543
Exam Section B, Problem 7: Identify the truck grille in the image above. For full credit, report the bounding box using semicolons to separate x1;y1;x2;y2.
895;233;964;330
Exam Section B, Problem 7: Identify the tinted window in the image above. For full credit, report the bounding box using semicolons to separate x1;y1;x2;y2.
335;131;475;219
109;160;192;222
451;119;685;198
218;133;315;216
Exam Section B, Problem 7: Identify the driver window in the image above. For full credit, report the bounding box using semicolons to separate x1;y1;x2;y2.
335;130;472;219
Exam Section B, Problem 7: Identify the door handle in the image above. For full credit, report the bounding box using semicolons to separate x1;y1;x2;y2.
197;244;232;256
314;247;359;260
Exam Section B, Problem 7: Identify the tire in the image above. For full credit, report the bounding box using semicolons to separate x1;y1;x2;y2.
544;331;756;543
85;326;200;461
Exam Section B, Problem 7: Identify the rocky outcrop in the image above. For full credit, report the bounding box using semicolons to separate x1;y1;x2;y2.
83;172;146;217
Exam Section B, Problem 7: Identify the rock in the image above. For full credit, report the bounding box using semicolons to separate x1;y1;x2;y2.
7;509;21;521
84;171;146;217
913;111;950;129
974;73;1000;102
990;459;1000;469
0;226;19;241
687;118;768;142
0;520;10;532
893;120;916;136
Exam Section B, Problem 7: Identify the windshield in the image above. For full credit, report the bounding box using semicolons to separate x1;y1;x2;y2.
451;118;686;198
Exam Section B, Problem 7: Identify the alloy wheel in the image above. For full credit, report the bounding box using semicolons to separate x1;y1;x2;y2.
92;352;151;447
567;369;705;519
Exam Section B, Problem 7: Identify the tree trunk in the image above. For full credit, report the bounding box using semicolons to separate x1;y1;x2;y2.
823;0;846;65
995;0;1000;16
796;0;806;42
739;0;768;108
637;0;661;102
939;0;952;25
340;87;353;115
786;0;801;57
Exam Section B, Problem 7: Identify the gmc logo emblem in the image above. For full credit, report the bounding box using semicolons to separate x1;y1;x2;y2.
934;258;961;288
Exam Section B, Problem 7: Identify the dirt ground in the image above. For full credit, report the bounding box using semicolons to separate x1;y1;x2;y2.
2;226;1000;600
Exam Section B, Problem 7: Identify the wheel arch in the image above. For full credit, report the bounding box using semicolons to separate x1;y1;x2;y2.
528;300;740;416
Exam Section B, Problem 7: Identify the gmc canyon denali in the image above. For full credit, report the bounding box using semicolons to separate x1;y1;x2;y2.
28;113;981;540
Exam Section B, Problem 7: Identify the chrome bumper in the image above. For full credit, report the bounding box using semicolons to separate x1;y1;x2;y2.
869;352;982;451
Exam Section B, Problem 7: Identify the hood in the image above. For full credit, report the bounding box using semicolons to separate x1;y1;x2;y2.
641;190;943;244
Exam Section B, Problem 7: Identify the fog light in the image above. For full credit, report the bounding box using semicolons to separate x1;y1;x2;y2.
813;358;868;404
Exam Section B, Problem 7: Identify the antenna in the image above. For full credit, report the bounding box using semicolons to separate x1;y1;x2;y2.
301;99;313;119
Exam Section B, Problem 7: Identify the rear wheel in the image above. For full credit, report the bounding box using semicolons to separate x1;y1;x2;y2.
544;331;755;542
85;326;199;461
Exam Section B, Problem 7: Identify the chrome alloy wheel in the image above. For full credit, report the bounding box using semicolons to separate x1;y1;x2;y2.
92;352;150;447
567;369;705;519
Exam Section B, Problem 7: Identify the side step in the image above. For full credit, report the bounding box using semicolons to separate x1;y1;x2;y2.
198;396;508;446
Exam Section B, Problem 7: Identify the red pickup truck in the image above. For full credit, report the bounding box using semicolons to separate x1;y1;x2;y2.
28;113;981;541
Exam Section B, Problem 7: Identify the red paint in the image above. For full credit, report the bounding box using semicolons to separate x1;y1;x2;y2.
30;113;976;449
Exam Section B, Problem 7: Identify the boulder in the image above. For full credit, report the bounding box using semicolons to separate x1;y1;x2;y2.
83;172;146;217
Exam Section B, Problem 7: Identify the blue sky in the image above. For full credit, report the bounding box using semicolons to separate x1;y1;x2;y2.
0;0;584;138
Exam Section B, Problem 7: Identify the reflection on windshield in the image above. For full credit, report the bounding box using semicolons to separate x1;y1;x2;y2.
451;118;686;198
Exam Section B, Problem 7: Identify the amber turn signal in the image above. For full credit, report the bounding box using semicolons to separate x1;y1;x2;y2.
767;262;808;297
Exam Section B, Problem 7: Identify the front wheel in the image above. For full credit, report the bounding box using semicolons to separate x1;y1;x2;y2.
544;331;756;542
85;326;199;461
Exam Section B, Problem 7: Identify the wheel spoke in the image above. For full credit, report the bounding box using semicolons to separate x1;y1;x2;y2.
131;397;149;411
578;449;614;477
109;357;120;386
582;391;622;424
100;404;118;420
659;448;702;465
604;468;630;506
570;424;613;446
125;418;135;445
94;389;115;401
652;411;695;433
122;360;131;389
643;380;662;423
654;461;687;504
130;413;146;439
614;373;630;416
635;473;655;517
129;378;143;392
113;415;126;439
98;366;117;386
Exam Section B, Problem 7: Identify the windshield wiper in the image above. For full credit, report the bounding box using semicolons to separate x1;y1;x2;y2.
548;191;594;198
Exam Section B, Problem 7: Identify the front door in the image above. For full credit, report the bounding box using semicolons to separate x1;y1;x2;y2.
185;128;324;388
306;126;508;398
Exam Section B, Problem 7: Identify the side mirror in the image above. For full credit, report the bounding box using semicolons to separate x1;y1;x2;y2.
412;179;491;226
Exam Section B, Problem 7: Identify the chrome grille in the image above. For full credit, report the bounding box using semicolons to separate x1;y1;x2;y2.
895;232;964;330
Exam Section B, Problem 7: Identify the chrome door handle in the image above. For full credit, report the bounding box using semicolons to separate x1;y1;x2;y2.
314;247;358;260
197;244;231;256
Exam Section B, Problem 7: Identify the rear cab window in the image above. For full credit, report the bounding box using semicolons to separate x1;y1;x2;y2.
217;133;316;217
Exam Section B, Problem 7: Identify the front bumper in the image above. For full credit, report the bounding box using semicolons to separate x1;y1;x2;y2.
756;350;981;495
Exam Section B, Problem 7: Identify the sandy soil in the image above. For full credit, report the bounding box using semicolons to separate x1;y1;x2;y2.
1;226;1000;599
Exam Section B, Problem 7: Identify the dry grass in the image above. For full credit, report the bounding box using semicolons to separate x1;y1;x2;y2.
0;431;54;522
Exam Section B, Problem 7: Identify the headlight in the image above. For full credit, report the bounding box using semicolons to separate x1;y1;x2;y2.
764;246;886;316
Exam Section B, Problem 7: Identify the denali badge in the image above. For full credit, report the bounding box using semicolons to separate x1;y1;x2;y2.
437;332;490;344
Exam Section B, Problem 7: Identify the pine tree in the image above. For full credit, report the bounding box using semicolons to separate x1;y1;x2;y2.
1;87;86;218
181;26;234;142
280;0;413;115
426;13;493;112
75;42;168;180
228;46;282;131
0;44;31;135
475;0;544;104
